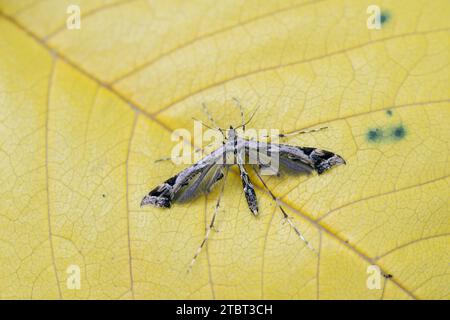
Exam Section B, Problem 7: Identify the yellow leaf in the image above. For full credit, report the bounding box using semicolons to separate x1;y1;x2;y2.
0;0;449;299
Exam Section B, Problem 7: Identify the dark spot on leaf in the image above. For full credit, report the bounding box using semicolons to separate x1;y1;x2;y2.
102;194;106;198
386;109;393;116
392;125;406;140
367;124;406;143
380;11;390;24
367;128;383;142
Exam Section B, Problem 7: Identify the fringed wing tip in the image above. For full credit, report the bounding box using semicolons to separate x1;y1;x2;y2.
140;194;171;208
316;153;346;175
332;154;346;166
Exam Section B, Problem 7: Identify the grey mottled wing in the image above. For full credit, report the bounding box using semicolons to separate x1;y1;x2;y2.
141;146;226;208
175;164;225;203
246;141;346;176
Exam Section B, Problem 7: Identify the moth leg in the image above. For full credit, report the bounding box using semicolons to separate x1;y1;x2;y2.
154;145;212;163
265;126;328;140
280;126;328;138
154;155;181;163
187;167;229;273
251;167;317;254
208;166;225;233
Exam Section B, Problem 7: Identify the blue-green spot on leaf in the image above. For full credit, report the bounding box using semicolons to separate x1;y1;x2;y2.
367;128;383;142
391;125;406;140
366;123;407;143
380;11;390;25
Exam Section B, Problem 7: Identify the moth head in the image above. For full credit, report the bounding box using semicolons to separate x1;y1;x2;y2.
227;126;237;140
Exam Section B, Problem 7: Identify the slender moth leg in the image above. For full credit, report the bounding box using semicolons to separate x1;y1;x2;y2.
279;126;328;138
187;167;229;273
264;126;328;140
251;167;317;254
154;144;214;163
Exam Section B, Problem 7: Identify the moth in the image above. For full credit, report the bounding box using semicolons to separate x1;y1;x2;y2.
141;100;346;271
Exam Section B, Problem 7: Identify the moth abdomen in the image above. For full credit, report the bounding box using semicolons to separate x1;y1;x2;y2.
244;186;258;216
237;163;259;216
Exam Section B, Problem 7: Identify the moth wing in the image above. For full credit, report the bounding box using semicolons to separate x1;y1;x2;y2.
175;164;225;203
246;141;345;176
204;164;226;193
278;144;345;175
141;146;227;208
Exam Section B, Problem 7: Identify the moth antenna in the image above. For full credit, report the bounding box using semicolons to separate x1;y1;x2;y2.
192;117;214;130
202;102;220;128
192;117;226;140
236;105;260;130
232;97;245;132
251;167;317;254
187;167;229;273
